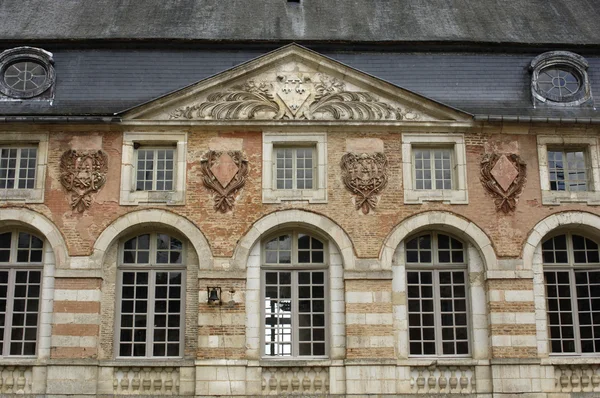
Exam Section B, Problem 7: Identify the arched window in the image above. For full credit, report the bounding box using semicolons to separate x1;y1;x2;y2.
117;233;184;358
0;230;43;356
262;231;327;358
406;232;469;356
543;233;600;354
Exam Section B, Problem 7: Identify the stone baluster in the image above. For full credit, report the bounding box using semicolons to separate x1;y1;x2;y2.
268;369;277;392
416;368;425;393
581;366;591;391
142;368;152;392
165;367;174;394
291;367;300;393
153;369;163;393
5;367;14;393
593;366;600;391
570;366;581;391
16;366;25;392
301;367;311;392
449;367;458;393
460;367;469;393
438;368;448;393
279;368;289;393
427;367;436;393
559;366;569;392
314;368;323;392
120;369;130;391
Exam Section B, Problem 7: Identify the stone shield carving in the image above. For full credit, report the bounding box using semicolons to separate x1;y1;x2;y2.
480;153;527;213
170;73;421;121
200;150;248;213
59;150;108;212
340;152;388;214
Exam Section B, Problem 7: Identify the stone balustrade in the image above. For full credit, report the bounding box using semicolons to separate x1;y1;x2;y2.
555;365;600;392
410;365;475;394
261;366;329;395
113;366;180;395
0;366;33;394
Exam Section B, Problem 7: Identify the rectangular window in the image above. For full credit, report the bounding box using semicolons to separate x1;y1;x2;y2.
407;270;469;356
413;148;453;190
0;147;37;190
119;270;182;357
274;147;315;190
545;269;600;354
547;149;589;191
136;148;175;191
263;270;326;357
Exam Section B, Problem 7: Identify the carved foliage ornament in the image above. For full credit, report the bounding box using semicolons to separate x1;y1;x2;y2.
170;73;421;121
59;150;108;212
340;152;388;214
480;153;527;213
200;150;248;213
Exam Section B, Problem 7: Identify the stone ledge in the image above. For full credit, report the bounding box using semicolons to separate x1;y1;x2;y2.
344;270;393;280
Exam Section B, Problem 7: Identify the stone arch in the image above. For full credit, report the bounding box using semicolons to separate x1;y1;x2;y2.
523;211;600;356
0;207;67;268
237;210;352;360
0;208;65;359
91;209;212;268
381;211;496;271
522;211;600;268
383;211;495;360
231;209;354;270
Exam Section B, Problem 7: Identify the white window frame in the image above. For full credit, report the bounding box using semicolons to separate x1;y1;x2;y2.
0;132;48;204
0;229;44;357
405;232;471;357
538;135;600;205
120;132;187;205
135;146;176;192
542;232;600;355
115;232;186;359
402;133;468;204
260;231;329;359
262;132;327;203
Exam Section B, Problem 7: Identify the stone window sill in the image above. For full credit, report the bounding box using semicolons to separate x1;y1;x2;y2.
542;190;600;205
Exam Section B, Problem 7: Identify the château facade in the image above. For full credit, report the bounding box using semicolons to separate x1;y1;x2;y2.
1;1;600;396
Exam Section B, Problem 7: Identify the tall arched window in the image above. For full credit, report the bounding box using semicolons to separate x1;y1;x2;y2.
117;233;184;358
262;231;327;358
0;230;43;356
406;232;469;356
543;233;600;354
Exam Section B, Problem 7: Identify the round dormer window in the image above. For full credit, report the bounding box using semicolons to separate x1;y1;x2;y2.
530;51;591;106
0;47;55;99
536;67;581;102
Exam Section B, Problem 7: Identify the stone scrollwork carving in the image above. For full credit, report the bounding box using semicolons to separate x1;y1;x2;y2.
200;150;248;213
170;72;422;121
59;149;108;212
480;153;527;213
340;152;388;214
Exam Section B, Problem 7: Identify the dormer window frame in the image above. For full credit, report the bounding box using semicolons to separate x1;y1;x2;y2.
530;51;592;107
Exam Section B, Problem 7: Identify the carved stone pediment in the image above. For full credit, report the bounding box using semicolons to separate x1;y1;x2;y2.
124;44;471;123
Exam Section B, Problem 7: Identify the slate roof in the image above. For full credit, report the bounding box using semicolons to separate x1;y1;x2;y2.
1;0;600;46
1;49;600;121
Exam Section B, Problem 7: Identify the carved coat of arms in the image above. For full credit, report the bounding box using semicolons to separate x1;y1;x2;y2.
59;150;108;212
200;150;248;213
480;153;527;213
340;152;388;214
